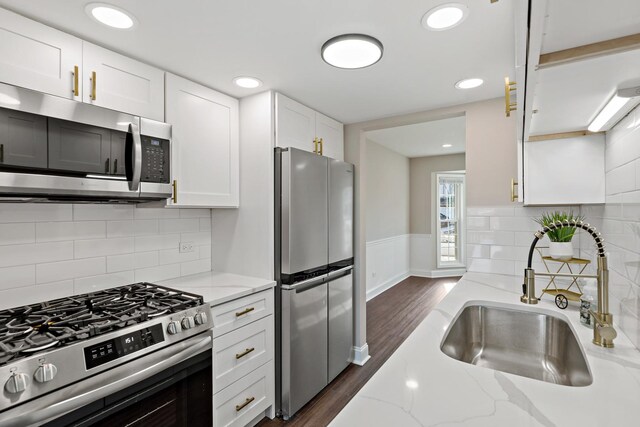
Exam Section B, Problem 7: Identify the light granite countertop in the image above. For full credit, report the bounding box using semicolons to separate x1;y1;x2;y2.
159;271;275;307
330;272;640;427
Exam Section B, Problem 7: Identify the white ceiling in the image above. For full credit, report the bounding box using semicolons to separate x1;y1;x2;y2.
0;0;515;124
541;0;640;54
366;115;465;158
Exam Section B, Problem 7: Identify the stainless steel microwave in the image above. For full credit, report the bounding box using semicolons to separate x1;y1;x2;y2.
0;82;171;202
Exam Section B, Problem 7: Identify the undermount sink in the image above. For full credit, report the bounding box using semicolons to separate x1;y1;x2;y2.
441;303;592;387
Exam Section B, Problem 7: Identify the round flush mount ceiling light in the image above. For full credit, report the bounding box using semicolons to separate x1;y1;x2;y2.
422;3;469;31
321;34;384;69
86;3;137;29
455;78;483;89
233;76;263;89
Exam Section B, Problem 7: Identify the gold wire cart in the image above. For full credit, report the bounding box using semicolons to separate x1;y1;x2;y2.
535;247;590;309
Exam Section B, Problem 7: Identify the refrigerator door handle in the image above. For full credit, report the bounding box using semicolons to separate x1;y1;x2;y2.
282;275;327;293
327;266;353;281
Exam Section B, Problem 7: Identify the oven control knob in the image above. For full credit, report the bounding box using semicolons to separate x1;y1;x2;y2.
167;320;181;335
181;316;195;330
34;363;58;383
194;311;208;326
5;372;29;394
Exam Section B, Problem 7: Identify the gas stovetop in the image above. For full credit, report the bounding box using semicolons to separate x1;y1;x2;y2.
0;283;204;366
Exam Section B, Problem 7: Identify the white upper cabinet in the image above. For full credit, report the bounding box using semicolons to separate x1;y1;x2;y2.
82;43;164;121
275;93;344;160
166;73;239;208
315;112;344;160
0;8;82;100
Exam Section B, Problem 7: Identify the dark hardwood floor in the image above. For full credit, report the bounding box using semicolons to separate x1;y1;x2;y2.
257;275;460;427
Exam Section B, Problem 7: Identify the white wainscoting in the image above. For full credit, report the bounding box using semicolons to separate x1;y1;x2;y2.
365;234;410;301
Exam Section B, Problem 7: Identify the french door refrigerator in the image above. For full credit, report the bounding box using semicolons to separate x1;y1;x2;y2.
275;147;354;420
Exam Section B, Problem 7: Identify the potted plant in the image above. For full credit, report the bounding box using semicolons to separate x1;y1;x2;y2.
534;211;585;261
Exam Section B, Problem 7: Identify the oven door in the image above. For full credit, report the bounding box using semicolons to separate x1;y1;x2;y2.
0;332;212;427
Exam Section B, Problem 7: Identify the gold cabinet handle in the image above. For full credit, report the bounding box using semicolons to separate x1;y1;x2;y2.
235;396;255;412
235;347;255;360
91;71;97;100
73;65;79;96
313;137;318;154
105;158;110;174
504;77;516;117
319;138;324;156
511;178;518;202
172;179;178;204
113;158;118;174
235;307;255;317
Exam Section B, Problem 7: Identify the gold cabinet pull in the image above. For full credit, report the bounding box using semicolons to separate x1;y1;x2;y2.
105;158;110;174
235;307;255;317
235;347;255;360
73;65;79;96
511;178;518;202
235;396;255;412
172;179;178;204
313;137;319;154
113;158;118;174
504;77;516;117
318;138;324;156
91;71;97;100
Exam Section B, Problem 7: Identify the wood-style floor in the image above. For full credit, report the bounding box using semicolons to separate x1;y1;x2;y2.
257;275;460;427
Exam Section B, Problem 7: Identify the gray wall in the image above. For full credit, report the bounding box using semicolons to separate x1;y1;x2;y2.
365;140;410;242
410;153;466;235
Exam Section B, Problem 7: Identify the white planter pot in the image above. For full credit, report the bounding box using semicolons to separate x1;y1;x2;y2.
549;242;573;261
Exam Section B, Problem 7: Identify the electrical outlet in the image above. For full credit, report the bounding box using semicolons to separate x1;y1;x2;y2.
179;242;194;253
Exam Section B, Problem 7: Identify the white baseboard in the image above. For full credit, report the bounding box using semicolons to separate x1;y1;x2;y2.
366;271;410;301
410;268;466;278
352;343;371;366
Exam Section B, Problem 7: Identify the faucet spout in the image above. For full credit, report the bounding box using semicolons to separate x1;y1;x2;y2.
521;219;615;348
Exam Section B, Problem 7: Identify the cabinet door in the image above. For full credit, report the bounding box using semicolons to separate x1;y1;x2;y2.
0;109;47;169
166;73;239;207
275;93;316;153
0;8;82;100
83;42;164;121
110;130;127;176
48;119;111;174
316;112;344;160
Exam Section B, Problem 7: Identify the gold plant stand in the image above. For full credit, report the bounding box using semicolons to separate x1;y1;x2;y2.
535;247;590;309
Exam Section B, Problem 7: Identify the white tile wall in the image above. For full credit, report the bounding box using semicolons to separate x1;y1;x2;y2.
0;204;212;310
579;106;640;351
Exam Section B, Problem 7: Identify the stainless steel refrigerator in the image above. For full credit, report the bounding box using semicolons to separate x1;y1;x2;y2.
275;147;354;420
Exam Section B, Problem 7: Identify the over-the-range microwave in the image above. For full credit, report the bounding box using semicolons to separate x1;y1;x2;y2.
0;82;171;203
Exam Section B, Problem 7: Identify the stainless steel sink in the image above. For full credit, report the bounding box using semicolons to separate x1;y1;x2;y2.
441;304;592;386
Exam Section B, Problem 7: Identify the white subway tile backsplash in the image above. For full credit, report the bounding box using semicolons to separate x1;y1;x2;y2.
36;221;106;242
467;207;514;217
0;205;72;223
606;161;636;195
0;241;73;268
73;205;133;221
467;258;514;275
0;223;35;245
0;265;35;290
467;217;490;230
74;237;134;259
0;203;212;310
490;216;536;232
466;244;491;259
467;230;514;246
36;257;106;284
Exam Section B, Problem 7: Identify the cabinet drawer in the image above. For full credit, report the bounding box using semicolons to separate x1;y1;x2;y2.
213;361;274;427
213;315;273;393
211;289;274;337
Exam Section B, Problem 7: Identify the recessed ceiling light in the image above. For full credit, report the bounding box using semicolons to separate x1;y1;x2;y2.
321;34;383;69
442;144;453;148
406;379;419;389
455;78;483;89
422;3;469;31
233;76;263;89
86;3;137;29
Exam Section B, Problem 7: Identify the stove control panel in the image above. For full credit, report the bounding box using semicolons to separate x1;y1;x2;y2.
84;324;165;370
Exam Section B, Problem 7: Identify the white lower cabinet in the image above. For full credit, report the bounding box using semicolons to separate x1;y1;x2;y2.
211;288;275;426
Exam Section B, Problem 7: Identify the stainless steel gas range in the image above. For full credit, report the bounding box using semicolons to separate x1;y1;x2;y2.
0;283;214;427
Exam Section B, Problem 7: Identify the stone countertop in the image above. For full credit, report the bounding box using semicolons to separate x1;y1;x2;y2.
330;272;640;427
158;271;275;307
